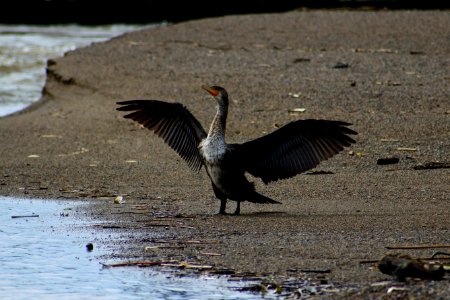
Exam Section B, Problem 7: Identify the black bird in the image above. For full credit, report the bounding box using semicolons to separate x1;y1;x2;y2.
116;86;357;215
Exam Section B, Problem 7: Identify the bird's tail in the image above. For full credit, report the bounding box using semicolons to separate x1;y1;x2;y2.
247;192;281;204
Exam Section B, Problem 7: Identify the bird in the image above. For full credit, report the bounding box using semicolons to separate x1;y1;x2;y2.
116;85;357;215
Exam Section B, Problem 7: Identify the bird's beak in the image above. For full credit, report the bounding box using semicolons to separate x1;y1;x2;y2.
202;85;219;97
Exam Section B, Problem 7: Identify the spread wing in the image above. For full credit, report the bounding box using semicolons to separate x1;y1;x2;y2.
238;120;357;184
116;100;207;172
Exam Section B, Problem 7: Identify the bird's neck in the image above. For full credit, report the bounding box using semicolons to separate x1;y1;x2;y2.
208;102;228;140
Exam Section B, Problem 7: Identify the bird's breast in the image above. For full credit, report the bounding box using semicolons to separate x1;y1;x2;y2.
199;136;227;164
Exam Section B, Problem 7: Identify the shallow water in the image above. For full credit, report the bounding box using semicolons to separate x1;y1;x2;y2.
0;197;264;299
0;24;153;116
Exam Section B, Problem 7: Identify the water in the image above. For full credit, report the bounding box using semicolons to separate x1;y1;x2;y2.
0;24;154;116
0;197;265;299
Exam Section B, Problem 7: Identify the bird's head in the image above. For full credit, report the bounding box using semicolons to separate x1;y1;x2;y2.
202;85;229;106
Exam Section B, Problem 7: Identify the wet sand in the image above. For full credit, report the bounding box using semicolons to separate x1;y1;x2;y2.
1;10;449;298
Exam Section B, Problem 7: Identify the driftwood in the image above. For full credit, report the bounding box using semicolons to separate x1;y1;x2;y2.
101;260;174;268
378;253;445;281
386;244;450;250
101;260;212;270
413;161;450;170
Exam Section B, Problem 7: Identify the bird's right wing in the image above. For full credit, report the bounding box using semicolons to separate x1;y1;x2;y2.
117;100;207;172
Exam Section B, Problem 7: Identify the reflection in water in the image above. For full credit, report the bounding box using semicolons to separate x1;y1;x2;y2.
0;197;262;299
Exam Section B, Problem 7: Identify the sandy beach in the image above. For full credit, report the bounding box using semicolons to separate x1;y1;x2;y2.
1;10;449;298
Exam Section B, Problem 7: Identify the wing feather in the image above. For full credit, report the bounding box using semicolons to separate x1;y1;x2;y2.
237;119;357;183
117;100;207;172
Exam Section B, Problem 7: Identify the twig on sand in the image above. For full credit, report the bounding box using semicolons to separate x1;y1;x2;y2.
101;260;213;270
431;252;450;259
101;260;176;268
299;269;331;274
413;161;450;170
11;214;39;218
386;244;450;250
150;239;219;244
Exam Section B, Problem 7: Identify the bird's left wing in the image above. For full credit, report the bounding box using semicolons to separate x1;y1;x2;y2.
116;100;207;172
236;120;357;184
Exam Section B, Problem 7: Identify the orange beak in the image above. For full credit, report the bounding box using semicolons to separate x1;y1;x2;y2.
202;85;219;97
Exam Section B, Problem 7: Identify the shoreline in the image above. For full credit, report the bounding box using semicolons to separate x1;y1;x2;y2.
1;10;449;298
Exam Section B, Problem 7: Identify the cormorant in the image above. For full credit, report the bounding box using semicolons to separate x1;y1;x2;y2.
117;85;357;215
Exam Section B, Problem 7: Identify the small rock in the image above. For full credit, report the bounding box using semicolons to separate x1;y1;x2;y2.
293;58;311;63
86;243;94;252
332;62;349;69
377;157;400;165
114;195;125;204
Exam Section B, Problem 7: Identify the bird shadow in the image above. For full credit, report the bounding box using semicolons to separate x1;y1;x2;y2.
237;211;288;217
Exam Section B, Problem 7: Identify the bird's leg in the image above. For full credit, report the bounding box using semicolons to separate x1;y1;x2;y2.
219;198;227;215
212;184;228;215
233;201;241;216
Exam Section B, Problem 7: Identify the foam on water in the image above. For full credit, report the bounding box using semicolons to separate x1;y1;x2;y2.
0;24;153;117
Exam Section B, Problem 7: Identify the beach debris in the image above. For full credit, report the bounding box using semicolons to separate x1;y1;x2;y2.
27;154;40;158
299;269;331;274
125;159;137;163
239;281;282;295
396;147;417;152
375;80;402;86
378;253;445;281
58;147;89;157
200;252;222;256
239;278;338;298
288;108;306;114
145;245;185;251
377;157;400;165
370;281;392;287
86;243;94;252
409;50;425;55
145;238;219;245
212;268;235;275
413;161;450;170
380;138;400;142
287;92;301;98
332;62;349;69
293;58;311;63
114;195;125;204
11;214;39;219
354;48;397;54
431;252;450;259
40;134;62;138
59;211;69;217
387;286;409;294
239;283;268;293
348;150;364;157
100;225;123;229
386;244;450;250
377;48;396;53
101;260;176;268
161;262;213;270
305;170;335;175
